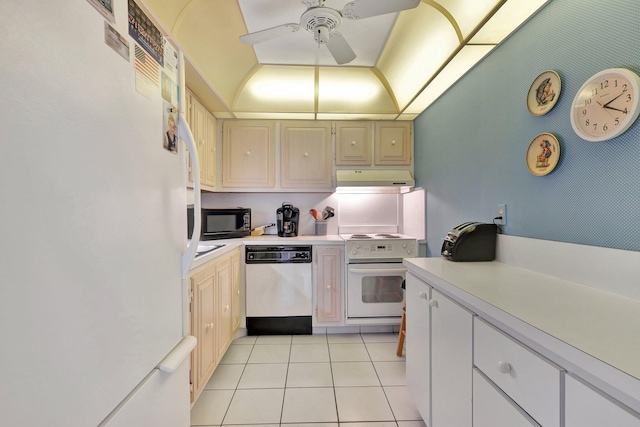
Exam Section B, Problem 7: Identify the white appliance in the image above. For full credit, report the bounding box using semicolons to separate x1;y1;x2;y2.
343;234;417;324
0;1;201;426
245;246;313;334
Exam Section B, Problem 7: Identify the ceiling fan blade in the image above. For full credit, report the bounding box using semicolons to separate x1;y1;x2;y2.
341;0;420;20
326;31;356;65
301;0;321;7
239;23;300;45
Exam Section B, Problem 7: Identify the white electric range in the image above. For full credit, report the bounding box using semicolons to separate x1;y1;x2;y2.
340;233;418;324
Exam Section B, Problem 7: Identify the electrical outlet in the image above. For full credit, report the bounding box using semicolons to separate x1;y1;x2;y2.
496;204;506;226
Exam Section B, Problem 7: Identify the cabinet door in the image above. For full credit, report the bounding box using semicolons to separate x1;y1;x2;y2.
430;289;473;427
473;369;539;427
281;121;333;188
336;122;371;165
215;257;233;362
314;246;343;324
405;273;431;423
566;375;640;427
230;250;241;333
191;99;208;185
222;120;275;188
190;264;216;402
204;110;216;187
374;121;411;165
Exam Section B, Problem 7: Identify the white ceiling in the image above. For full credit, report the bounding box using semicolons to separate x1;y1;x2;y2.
146;0;552;120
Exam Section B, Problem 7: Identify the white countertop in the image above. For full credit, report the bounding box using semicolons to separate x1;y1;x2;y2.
189;235;345;270
404;257;640;397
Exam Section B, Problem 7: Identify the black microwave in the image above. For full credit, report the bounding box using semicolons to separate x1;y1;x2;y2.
188;207;251;240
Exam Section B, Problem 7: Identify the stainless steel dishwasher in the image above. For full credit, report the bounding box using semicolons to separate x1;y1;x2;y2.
245;246;313;335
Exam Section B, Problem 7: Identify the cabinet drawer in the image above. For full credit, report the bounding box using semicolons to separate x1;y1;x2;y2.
474;318;563;427
473;369;539;427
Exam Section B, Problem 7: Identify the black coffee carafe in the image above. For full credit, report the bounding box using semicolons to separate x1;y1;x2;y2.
276;202;300;237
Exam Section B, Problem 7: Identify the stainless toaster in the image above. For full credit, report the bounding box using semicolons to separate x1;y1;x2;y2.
441;222;498;262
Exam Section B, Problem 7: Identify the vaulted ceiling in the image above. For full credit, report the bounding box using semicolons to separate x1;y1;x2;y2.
144;0;550;120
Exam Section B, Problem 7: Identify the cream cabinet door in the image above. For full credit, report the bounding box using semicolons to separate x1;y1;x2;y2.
231;250;241;333
186;92;216;190
281;121;333;188
374;121;412;165
190;264;216;403
222;120;276;188
336;122;371;165
314;246;343;325
215;257;233;362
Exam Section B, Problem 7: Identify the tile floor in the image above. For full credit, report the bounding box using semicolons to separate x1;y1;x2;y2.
190;333;424;427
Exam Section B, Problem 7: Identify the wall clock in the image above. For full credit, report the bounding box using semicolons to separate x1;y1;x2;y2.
570;68;640;142
527;70;561;116
526;133;560;176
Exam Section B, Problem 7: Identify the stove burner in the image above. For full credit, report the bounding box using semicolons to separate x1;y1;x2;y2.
351;234;372;239
375;234;400;238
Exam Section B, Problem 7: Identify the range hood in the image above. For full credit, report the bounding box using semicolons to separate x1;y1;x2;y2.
336;169;415;187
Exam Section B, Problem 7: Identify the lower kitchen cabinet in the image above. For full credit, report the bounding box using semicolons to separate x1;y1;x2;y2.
565;374;640;427
473;368;540;427
313;246;343;326
430;288;474;427
231;251;241;332
189;248;241;404
405;273;431;422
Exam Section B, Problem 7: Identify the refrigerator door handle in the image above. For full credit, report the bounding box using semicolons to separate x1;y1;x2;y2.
157;335;197;374
179;50;201;279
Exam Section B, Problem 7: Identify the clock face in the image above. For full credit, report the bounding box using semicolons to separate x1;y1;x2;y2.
570;68;640;142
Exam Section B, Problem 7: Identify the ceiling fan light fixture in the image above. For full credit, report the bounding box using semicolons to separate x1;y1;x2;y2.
314;26;330;44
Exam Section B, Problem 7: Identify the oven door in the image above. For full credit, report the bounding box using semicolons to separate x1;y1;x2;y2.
347;263;406;318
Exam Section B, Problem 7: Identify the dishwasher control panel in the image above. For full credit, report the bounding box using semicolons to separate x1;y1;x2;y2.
245;246;312;263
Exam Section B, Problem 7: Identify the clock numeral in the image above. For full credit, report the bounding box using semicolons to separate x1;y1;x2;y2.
581;109;587;116
626;94;632;102
591;87;598;96
584;98;592;107
585;119;590;126
615;118;620;126
622;83;628;92
593;122;598;131
600;80;609;90
603;123;609;132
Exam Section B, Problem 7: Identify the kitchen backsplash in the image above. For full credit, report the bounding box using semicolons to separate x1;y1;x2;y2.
199;191;406;236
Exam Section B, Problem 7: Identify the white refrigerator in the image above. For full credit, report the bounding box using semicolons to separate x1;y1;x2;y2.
0;1;200;425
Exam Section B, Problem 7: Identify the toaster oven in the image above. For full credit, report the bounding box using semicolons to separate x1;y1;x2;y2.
441;222;498;261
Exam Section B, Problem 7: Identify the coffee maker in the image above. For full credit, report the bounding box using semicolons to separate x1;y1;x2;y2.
276;202;300;237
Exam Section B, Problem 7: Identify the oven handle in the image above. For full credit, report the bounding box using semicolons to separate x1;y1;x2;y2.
349;267;408;274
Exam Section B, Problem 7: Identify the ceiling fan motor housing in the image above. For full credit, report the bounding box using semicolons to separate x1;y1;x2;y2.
301;7;342;45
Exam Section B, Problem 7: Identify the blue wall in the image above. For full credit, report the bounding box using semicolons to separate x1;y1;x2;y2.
414;0;640;256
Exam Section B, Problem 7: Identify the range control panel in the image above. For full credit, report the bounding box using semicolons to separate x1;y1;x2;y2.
346;240;417;260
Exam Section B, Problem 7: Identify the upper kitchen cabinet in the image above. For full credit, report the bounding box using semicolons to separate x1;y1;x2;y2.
280;121;333;189
374;121;412;166
222;120;276;188
335;122;372;166
186;91;216;190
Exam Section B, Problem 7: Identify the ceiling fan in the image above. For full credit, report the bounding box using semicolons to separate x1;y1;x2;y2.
239;0;421;65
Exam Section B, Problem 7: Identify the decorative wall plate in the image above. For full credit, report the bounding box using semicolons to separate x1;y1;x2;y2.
526;133;560;176
527;70;561;116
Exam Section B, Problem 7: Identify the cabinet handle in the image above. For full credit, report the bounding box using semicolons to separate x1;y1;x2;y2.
245;151;251;156
237;290;240;295
497;361;512;374
391;140;396;145
304;152;309;157
418;291;428;299
428;299;438;308
225;305;229;312
327;285;332;289
351;140;356;145
200;140;205;145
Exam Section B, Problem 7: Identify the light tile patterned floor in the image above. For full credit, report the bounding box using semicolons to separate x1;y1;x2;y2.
190;333;424;427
